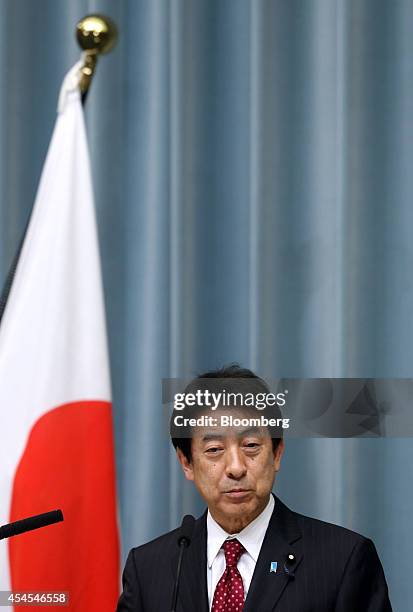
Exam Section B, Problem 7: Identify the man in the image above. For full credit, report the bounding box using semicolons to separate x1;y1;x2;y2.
117;366;392;611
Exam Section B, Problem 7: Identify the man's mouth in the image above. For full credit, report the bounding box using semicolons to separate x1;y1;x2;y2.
223;488;252;500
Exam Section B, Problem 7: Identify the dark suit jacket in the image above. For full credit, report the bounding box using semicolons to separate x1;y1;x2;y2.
116;496;392;611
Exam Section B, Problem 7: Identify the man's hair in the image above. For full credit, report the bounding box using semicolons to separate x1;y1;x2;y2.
170;364;283;462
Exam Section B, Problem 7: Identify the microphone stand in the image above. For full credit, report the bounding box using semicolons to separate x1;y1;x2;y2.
171;537;189;612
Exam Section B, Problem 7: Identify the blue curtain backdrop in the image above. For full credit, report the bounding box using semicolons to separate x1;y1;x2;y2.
0;1;412;609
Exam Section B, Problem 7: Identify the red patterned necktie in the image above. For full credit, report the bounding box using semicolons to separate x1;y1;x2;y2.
212;538;245;612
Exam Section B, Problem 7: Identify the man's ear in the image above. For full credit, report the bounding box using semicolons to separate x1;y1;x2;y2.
176;448;195;481
273;439;285;472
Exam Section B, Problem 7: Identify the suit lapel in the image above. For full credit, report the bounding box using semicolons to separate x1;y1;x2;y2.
244;496;303;612
170;513;209;612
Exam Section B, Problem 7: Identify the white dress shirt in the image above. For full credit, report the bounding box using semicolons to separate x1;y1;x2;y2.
206;495;274;610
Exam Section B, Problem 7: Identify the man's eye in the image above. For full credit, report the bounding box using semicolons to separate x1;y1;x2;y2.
205;447;222;454
244;442;260;449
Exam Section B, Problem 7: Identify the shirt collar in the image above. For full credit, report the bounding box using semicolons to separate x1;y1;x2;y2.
207;494;274;568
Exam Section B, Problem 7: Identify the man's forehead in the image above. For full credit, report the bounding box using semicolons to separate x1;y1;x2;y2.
193;425;270;441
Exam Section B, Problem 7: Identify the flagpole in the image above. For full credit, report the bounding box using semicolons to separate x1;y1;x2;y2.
0;14;118;324
76;14;118;104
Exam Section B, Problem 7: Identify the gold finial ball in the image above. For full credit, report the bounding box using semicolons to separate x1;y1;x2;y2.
76;14;118;55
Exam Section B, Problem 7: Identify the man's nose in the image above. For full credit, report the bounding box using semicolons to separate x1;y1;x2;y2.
225;446;247;479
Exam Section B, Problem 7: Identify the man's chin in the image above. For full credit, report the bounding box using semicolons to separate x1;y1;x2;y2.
214;497;261;531
218;493;259;519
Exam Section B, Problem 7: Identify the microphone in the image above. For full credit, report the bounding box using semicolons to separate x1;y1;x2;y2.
171;514;195;612
0;510;64;540
177;514;195;546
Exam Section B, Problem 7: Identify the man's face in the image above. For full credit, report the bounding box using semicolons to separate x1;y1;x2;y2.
177;410;284;533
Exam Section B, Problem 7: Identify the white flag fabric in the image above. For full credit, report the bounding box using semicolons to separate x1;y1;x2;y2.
0;64;119;610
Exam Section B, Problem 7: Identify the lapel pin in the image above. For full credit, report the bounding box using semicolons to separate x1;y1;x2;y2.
270;561;278;573
284;553;296;579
